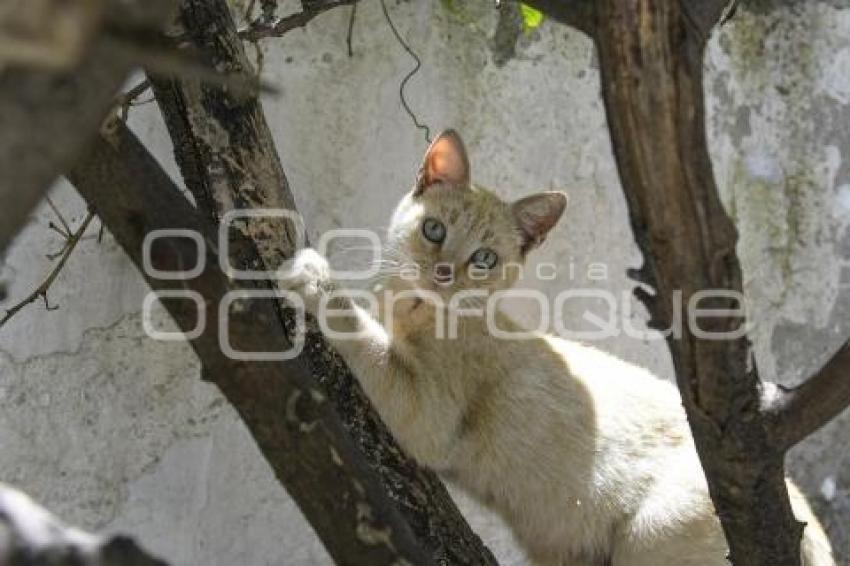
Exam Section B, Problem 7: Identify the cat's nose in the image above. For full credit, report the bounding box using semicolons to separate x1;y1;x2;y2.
433;263;454;286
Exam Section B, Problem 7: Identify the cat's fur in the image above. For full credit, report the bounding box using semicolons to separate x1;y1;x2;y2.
282;131;834;566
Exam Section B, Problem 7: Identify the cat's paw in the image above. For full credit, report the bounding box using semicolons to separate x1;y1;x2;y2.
279;248;331;313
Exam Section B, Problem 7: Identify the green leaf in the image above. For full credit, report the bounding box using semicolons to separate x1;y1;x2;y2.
519;3;544;31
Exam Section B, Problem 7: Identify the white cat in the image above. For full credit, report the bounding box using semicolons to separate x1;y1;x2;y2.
282;130;834;566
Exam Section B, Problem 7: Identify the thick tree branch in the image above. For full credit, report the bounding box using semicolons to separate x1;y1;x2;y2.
69;123;437;565
539;1;847;563
0;46;127;257
0;482;168;566
770;340;850;450
589;2;803;565
147;2;497;564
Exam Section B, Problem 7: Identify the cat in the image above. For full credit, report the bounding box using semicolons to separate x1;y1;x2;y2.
281;130;835;566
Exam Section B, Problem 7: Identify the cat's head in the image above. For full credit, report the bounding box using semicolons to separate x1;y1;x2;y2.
386;130;567;299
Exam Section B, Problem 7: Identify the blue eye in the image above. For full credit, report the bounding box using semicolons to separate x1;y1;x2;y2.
422;218;446;244
471;248;498;269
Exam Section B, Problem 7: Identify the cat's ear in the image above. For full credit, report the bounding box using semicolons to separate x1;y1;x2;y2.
415;129;470;195
511;191;568;253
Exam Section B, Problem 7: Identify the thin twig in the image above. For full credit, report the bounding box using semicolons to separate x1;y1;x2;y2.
114;80;152;121
44;198;76;259
720;0;740;26
346;1;358;57
250;40;265;76
238;0;358;41
260;0;278;22
0;210;95;328
45;197;71;236
244;0;258;22
47;222;69;240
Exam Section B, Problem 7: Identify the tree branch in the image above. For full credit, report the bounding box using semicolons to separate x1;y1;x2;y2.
0;209;95;328
146;2;498;563
770;340;850;450
238;0;359;42
69;123;442;565
0;0;175;257
0;46;124;257
0;482;168;566
589;1;803;564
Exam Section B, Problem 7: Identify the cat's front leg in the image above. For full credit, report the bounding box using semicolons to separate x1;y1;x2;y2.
280;249;382;349
280;249;445;462
281;247;334;314
281;249;459;468
280;249;396;384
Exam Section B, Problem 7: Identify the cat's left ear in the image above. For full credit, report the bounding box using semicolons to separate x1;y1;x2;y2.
415;129;470;195
511;191;568;253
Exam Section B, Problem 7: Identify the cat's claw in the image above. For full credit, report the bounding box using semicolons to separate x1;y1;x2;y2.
280;248;330;313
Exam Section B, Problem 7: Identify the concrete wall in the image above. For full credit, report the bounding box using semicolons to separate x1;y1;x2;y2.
1;0;848;563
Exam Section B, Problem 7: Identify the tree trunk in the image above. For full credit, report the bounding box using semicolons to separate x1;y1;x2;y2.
521;0;841;564
592;4;803;563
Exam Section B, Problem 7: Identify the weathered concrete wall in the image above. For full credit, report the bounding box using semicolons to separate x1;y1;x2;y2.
0;0;848;564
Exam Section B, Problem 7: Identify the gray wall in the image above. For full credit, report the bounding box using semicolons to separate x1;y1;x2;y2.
0;0;848;563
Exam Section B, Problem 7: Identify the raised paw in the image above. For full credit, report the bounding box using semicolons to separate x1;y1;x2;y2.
279;248;331;312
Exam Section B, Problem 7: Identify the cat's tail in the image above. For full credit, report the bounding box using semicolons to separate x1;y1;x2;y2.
788;480;835;566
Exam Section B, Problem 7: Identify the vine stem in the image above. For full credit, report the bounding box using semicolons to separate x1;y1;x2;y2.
379;0;431;144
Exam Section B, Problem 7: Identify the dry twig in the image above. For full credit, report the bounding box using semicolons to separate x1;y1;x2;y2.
238;0;358;41
114;79;153;121
0;209;95;328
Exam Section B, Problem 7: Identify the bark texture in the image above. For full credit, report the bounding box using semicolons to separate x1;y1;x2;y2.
593;3;802;563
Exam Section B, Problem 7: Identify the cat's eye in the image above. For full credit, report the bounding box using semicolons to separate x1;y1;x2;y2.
422;217;446;244
470;248;498;270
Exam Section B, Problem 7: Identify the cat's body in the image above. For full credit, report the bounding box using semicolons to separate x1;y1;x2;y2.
284;131;834;565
